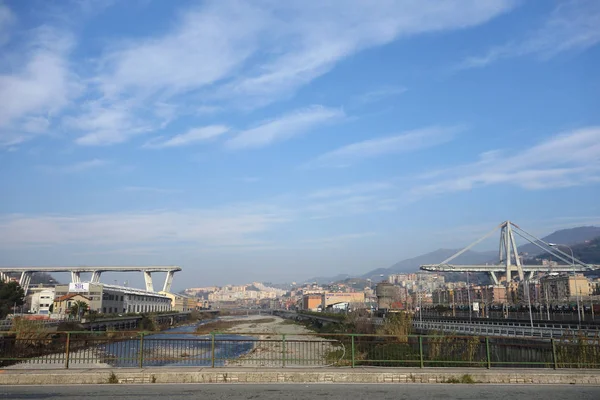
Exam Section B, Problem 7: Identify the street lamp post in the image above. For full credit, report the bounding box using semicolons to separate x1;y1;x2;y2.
548;243;581;324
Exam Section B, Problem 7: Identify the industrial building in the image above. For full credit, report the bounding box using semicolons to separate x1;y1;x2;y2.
53;282;171;316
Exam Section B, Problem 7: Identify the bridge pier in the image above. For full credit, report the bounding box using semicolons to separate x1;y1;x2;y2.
91;271;102;283
162;270;175;292
18;271;32;295
143;271;154;292
71;271;81;283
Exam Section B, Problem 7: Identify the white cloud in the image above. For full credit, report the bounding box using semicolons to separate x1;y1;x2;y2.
0;206;290;248
351;86;407;106
308;182;394;199
305;126;461;168
225;106;344;150
65;103;153;146
217;0;516;106
410;126;600;197
98;1;265;98
459;0;600;69
0;1;15;46
121;186;182;194
144;125;229;148
0;26;78;147
40;158;110;173
1;1;517;147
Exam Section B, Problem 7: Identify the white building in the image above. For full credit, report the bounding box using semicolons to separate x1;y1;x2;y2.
30;288;55;315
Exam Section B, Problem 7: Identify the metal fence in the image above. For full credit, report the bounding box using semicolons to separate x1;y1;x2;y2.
1;332;599;369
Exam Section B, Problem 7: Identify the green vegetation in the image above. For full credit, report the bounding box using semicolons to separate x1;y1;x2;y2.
445;374;476;384
69;300;89;318
556;333;600;368
107;372;119;384
0;281;25;319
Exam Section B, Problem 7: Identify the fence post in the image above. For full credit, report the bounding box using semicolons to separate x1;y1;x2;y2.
419;336;424;368
282;334;286;368
64;332;71;369
211;332;215;368
485;337;491;369
138;333;145;368
351;335;355;368
551;338;558;370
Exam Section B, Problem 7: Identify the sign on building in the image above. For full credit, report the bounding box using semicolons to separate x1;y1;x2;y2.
69;282;90;292
472;302;480;312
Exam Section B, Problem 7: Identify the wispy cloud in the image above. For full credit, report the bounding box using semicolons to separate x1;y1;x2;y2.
0;205;291;249
144;125;229;149
410;126;600;198
304;126;461;168
351;86;407;107
225;106;344;150
0;1;15;46
459;0;600;69
40;158;110;173
121;186;182;194
0;26;79;147
307;182;394;199
1;1;517;147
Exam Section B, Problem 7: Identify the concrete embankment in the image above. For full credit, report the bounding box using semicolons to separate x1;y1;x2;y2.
1;367;600;385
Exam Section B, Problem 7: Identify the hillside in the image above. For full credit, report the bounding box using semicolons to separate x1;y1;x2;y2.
529;236;600;265
299;225;600;285
361;249;497;282
518;226;600;256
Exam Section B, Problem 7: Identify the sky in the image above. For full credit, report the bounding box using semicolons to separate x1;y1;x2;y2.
0;0;599;290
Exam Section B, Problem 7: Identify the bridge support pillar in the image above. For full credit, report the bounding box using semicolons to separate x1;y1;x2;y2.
91;271;102;283
70;271;81;283
526;271;534;280
162;270;175;293
489;271;499;285
19;271;32;295
144;271;154;292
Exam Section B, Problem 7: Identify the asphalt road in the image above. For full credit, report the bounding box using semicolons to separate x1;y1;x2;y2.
2;384;600;400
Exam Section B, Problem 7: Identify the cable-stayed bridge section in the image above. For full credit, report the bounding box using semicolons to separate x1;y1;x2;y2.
0;266;181;295
420;220;599;284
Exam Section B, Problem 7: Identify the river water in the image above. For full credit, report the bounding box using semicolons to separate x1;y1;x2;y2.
99;322;255;367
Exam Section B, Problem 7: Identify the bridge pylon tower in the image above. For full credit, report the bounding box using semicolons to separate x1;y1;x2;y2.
420;220;597;283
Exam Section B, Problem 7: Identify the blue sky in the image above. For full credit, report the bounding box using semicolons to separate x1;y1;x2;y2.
0;0;599;289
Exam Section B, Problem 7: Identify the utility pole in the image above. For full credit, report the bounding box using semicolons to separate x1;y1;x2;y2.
545;286;550;321
466;272;472;323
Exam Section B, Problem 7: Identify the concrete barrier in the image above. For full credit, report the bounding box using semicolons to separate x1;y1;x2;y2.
1;368;599;385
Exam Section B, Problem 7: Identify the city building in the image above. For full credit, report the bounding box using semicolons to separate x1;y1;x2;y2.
159;291;196;312
53;294;90;316
302;294;323;311
53;282;171;315
541;274;591;301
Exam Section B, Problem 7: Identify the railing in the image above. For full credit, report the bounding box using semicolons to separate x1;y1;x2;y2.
1;331;599;370
412;318;600;339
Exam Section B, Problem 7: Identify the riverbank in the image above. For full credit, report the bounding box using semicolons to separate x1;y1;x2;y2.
221;315;340;367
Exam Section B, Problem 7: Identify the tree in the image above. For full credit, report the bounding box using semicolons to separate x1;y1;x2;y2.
69;300;89;319
0;281;25;319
